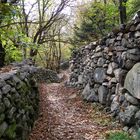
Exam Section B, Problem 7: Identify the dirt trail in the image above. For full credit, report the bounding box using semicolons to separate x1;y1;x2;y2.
29;72;121;140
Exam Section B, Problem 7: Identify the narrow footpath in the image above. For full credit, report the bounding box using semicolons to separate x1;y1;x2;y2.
29;72;121;140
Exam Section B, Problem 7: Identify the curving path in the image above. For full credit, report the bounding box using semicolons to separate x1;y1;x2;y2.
29;72;121;140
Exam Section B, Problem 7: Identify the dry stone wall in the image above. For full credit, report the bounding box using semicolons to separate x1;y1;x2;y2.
68;12;140;132
0;63;39;140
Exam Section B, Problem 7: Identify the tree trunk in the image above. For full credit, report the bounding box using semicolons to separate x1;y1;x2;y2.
119;0;127;24
0;41;5;67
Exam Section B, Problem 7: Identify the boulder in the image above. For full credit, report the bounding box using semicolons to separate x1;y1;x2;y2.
97;58;105;67
124;63;140;99
0;122;8;137
119;105;139;126
136;23;140;30
135;31;140;38
2;85;11;94
77;75;84;84
125;93;139;105
111;101;120;114
126;48;140;61
60;61;69;70
135;110;140;121
124;59;135;70
95;45;102;52
107;63;113;75
94;68;106;83
0;80;6;88
98;86;108;104
82;83;98;102
114;69;121;82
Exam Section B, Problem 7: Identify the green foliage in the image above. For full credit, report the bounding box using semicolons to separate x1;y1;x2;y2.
106;132;134;140
72;0;140;48
72;1;119;47
127;0;140;19
61;45;72;61
0;26;35;64
5;45;22;64
0;3;18;25
5;123;16;139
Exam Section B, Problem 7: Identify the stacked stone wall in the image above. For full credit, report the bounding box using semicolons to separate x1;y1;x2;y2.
68;12;140;132
0;64;39;140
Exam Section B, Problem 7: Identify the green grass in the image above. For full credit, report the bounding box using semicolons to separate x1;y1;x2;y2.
106;132;135;140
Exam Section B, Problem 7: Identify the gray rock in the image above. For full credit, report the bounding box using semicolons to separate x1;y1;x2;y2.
60;61;69;70
0;122;8;137
3;98;11;108
124;63;140;99
92;52;102;58
121;52;127;60
109;78;117;84
94;68;106;83
98;86;108;104
125;59;135;70
95;45;102;52
109;38;115;44
119;95;125;103
0;114;5;124
128;126;137;135
114;69;121;82
82;83;98;102
103;64;108;68
102;82;109;86
125;93;139;105
0;73;14;80
111;101;120;113
8;107;16;119
130;25;136;31
86;92;98;102
135;110;140;120
128;48;140;55
10;88;18;94
0;79;6;88
127;49;140;61
12;75;21;84
136;23;140;30
20;72;27;80
116;35;122;41
78;75;83;84
0;103;5;113
114;41;121;46
119;105;139;125
123;126;129;132
90;62;95;68
103;47;109;53
115;46;127;52
121;100;129;108
107;63;114;75
135;31;140;37
110;94;116;101
2;84;11;94
97;58;105;67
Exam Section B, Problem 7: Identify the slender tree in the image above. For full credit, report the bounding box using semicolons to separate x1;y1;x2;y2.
119;0;127;24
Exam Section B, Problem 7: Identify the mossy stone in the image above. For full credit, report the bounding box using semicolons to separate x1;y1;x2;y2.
0;103;5;113
0;122;8;137
5;123;16;139
17;82;29;95
0;114;5;124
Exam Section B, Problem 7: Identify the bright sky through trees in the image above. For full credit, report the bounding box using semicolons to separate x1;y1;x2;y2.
24;0;92;15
